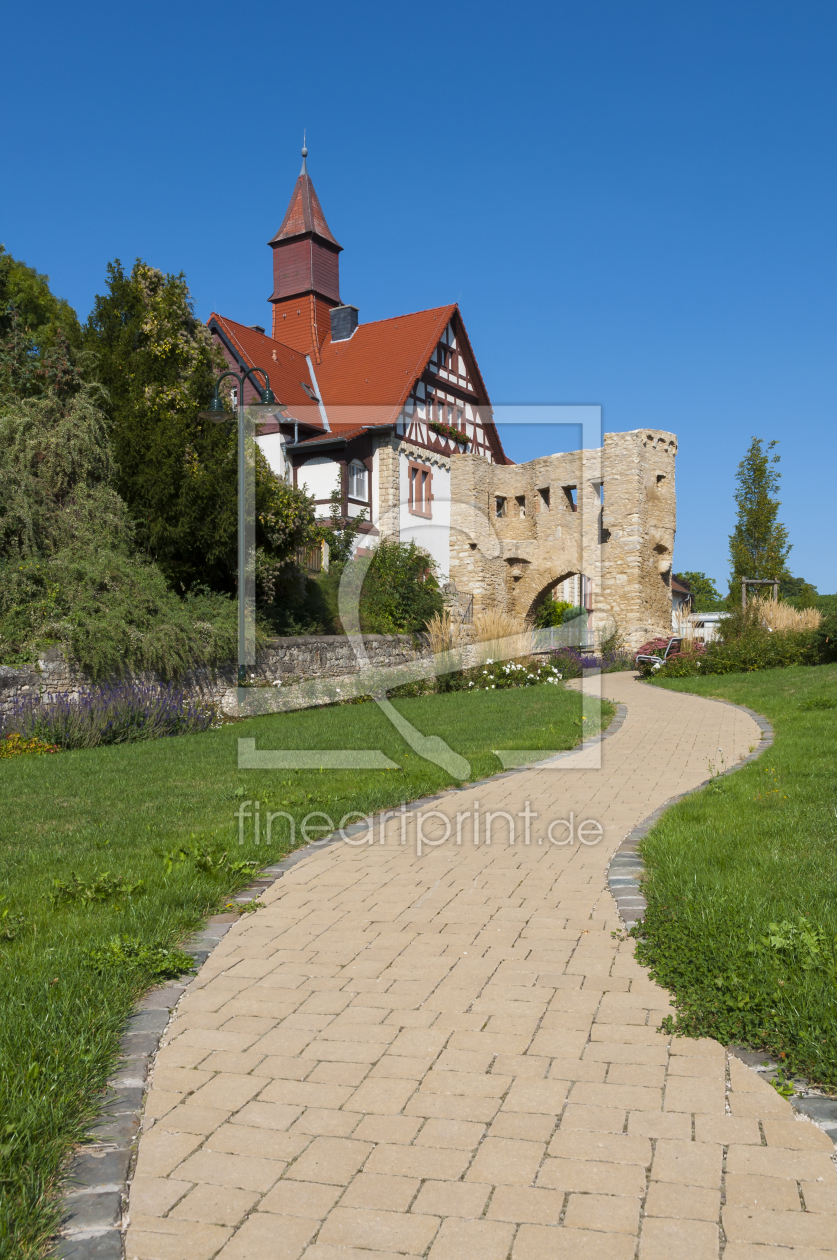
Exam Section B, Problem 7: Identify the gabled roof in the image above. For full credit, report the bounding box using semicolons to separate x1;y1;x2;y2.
207;304;508;462
314;304;458;421
207;314;325;428
268;173;341;249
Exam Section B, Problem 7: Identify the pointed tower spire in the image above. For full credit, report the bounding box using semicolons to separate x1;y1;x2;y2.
268;147;343;353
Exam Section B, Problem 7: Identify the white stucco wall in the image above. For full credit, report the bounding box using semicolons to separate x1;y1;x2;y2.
398;452;451;581
256;432;289;480
297;456;341;517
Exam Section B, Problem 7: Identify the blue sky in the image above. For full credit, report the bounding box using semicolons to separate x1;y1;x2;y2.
4;1;835;592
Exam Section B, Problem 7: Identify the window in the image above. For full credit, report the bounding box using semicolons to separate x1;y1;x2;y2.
562;485;577;512
408;461;433;517
495;496;507;518
537;487;550;511
348;460;367;501
516;495;526;518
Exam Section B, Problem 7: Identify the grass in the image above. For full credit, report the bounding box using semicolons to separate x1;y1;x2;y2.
635;664;837;1089
0;683;609;1258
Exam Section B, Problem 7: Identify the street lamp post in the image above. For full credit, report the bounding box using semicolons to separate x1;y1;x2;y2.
199;369;286;689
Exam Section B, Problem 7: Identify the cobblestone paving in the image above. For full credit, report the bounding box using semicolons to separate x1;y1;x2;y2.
126;675;837;1259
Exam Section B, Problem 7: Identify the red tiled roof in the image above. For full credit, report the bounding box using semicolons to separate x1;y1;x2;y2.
294;426;368;448
314;304;456;423
269;174;341;248
208;304;507;462
208;315;324;428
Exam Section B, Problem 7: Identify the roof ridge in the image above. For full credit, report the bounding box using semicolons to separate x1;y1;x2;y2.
347;303;456;332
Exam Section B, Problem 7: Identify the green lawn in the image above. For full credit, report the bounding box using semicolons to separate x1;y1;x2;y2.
637;664;837;1089
0;683;607;1259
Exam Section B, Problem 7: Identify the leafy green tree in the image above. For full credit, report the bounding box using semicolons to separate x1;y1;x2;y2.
0;245;81;349
779;575;818;608
0;386;237;675
673;571;724;612
534;598;574;628
728;438;791;594
83;259;314;593
0;245;83;400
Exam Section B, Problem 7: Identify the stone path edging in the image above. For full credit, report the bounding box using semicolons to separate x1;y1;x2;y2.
54;698;628;1259
605;690;837;1146
606;695;774;929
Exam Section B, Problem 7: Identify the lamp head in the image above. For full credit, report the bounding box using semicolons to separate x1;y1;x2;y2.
198;394;234;423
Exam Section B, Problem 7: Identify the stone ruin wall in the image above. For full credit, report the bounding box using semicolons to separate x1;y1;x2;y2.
0;636;431;722
448;428;677;648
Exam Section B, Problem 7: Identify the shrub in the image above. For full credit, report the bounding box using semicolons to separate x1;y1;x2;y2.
653;628;816;678
1;682;215;751
359;540;444;635
533;598;573;629
811;614;837;664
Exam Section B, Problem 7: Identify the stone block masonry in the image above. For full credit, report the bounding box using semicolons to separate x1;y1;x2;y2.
0;636;431;722
448;428;678;648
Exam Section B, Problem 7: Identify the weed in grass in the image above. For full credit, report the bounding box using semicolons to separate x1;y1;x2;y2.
753;765;787;802
50;872;145;907
800;696;837;710
156;840;260;880
0;897;25;941
84;936;196;982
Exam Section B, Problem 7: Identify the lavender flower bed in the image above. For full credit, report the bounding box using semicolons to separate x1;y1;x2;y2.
0;683;215;750
547;647;635;677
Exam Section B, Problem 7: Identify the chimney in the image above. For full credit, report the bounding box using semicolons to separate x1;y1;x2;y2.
330;305;359;342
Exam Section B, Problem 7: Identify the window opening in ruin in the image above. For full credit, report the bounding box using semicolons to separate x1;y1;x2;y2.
516;495;526;518
537;487;550;510
495;496;507;518
408;461;433;518
562;485;577;511
592;481;604;503
656;474;666;488
348;460;367;500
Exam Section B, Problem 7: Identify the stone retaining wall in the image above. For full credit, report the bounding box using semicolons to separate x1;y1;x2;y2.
0;635;430;721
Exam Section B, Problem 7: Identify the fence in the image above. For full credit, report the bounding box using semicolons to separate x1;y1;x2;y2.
295;544;324;574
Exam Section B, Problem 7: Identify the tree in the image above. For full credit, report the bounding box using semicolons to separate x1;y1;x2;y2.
673;571;724;612
0;385;237;677
728;438;791;593
83;259;315;593
0;245;83;400
779;575;818;608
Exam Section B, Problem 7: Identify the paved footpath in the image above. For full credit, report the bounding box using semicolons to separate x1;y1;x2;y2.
126;675;837;1260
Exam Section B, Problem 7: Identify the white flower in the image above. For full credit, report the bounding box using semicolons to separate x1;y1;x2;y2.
486;659;493;665
468;681;474;687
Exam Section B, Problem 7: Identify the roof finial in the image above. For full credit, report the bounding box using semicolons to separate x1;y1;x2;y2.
300;129;308;175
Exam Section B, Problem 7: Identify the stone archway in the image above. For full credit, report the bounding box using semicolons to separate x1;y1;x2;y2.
514;569;583;626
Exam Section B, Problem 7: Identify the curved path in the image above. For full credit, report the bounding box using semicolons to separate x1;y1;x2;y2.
126;676;837;1260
